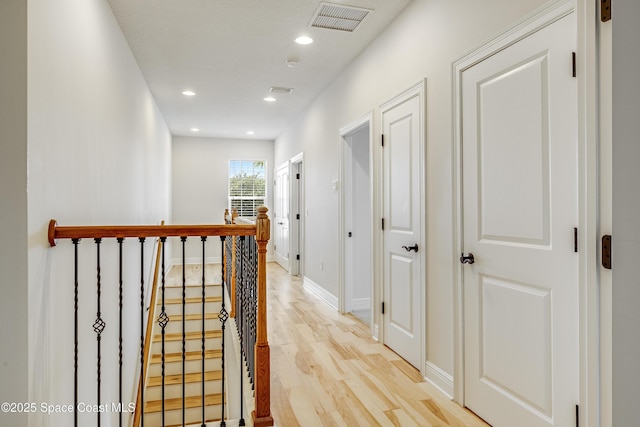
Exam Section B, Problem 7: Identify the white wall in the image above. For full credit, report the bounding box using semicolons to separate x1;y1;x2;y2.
27;0;172;425
171;136;274;264
274;0;549;384
0;0;28;425
612;0;640;424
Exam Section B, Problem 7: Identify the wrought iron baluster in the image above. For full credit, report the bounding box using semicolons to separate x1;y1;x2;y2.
117;237;124;427
157;237;169;426
93;238;106;427
72;238;80;427
201;236;207;427
219;236;229;427
237;236;248;384
139;237;146;427
181;236;187;427
237;236;246;426
248;236;256;386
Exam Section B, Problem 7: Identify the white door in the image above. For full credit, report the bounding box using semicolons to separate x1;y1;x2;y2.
382;84;424;369
461;13;578;427
274;163;290;270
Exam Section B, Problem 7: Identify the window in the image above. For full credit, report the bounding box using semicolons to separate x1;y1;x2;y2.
228;160;266;218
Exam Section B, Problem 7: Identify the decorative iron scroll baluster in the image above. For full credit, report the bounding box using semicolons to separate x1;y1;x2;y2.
201;236;207;427
158;237;169;426
220;236;229;427
72;238;80;427
236;236;248;384
219;236;229;427
139;237;145;427
249;235;257;388
117;237;124;427
94;238;105;427
238;244;245;427
225;235;234;317
181;236;187;427
237;234;258;388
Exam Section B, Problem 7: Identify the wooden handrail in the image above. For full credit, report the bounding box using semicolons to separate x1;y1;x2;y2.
48;220;256;246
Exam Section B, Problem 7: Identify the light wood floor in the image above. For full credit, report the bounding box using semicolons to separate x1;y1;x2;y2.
266;263;489;427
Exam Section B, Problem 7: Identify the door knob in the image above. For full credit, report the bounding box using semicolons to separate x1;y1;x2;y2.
402;244;419;253
460;253;475;264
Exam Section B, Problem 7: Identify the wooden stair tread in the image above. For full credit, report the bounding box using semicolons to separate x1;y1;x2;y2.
153;330;222;342
164;283;220;289
147;370;222;387
144;393;223;413
168;313;221;322
161;296;222;305
150;349;222;364
165;418;220;427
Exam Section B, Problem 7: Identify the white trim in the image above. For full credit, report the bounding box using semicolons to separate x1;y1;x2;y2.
338;112;375;337
274;161;291;273
451;3;600;425
290;151;303;164
303;276;339;310
351;298;370;311
379;79;427;375
424;361;454;399
576;0;602;425
289;153;304;277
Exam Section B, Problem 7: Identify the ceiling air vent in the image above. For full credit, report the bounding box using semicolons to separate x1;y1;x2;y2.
310;2;372;33
269;86;294;95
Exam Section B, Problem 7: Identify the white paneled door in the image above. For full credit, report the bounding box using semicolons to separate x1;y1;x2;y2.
461;13;578;427
382;83;424;370
274;163;290;271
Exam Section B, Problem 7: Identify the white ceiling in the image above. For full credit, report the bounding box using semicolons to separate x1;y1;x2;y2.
107;0;413;140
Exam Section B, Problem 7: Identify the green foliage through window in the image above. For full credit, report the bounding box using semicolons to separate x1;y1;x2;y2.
229;160;266;217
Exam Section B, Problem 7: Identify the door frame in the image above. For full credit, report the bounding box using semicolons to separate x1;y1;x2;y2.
380;81;427;374
290;152;304;277
274;160;291;272
338;113;374;328
451;1;601;425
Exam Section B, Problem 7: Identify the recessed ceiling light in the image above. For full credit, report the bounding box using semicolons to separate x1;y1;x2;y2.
246;131;255;135
263;96;276;102
294;36;314;45
190;127;200;132
182;90;196;96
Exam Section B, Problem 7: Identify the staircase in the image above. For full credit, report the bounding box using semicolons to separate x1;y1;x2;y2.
48;208;273;427
143;275;226;426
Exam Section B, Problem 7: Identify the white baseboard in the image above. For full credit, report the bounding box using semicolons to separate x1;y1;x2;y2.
303;276;338;310
351;297;370;311
424;361;454;399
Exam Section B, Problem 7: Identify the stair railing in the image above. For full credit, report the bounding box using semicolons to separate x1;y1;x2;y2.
47;206;273;427
224;208;273;427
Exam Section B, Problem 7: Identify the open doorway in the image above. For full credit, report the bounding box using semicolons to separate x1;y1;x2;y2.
290;153;304;277
340;117;373;326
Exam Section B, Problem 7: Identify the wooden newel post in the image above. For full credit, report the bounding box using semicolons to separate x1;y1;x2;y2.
253;206;273;426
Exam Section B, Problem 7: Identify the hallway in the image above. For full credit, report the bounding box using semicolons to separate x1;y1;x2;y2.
266;263;488;427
